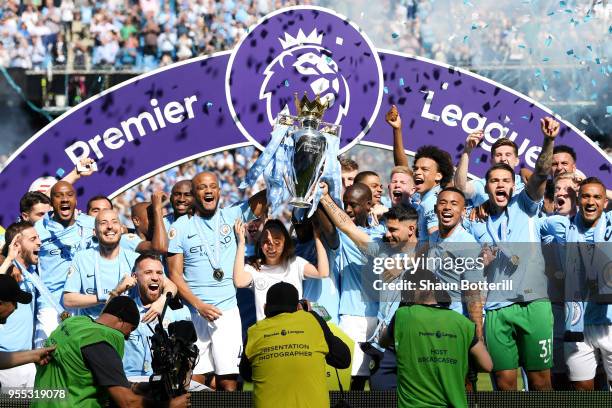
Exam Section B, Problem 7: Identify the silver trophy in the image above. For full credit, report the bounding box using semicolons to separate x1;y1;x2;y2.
277;93;341;208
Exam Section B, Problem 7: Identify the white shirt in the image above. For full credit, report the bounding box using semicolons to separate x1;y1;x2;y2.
245;257;308;321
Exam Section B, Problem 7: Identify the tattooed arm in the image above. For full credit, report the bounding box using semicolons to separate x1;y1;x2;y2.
319;183;371;251
526;117;559;202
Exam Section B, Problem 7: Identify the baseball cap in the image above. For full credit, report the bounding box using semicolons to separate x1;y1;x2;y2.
102;296;140;327
264;282;299;317
0;275;32;304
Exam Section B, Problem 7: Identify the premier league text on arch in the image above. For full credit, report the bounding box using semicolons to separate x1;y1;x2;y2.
0;5;609;226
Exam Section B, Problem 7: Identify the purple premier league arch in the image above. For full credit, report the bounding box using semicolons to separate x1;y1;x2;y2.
0;5;609;226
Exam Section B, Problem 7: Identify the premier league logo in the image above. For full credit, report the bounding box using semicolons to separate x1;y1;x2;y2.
226;6;383;152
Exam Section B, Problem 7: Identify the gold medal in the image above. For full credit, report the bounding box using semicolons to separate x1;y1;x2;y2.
213;268;224;282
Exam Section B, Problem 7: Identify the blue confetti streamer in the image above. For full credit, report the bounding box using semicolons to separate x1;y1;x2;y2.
547;11;555;16
592;79;597;87
534;69;541;77
545;36;552;47
463;35;469;43
284;80;289;87
587;45;593;52
606;106;612;114
383;86;389;94
559;0;566;5
206;101;213;108
55;168;65;178
471;24;478;30
521;115;530;120
399;78;404;86
542;57;550;62
518;44;526;49
391;32;399;39
566;49;574;55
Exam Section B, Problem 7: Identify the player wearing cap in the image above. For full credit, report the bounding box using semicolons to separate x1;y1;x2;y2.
33;296;190;408
167;171;267;391
239;282;350;408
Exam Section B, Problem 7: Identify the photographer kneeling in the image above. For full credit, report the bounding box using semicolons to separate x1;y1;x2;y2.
239;282;351;408
33;296;190;408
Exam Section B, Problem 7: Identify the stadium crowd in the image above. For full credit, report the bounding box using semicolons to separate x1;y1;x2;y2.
1;0;606;71
0;100;611;406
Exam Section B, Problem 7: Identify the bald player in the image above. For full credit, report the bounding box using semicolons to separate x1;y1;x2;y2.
167;171;267;391
34;181;97;346
129;191;169;254
163;180;195;230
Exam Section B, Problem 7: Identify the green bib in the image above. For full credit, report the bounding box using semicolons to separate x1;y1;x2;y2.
33;316;125;408
394;305;475;408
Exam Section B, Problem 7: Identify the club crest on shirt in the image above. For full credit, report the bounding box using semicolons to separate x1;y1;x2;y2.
168;228;177;240
125;233;138;240
254;278;269;291
220;224;231;236
67;265;75;278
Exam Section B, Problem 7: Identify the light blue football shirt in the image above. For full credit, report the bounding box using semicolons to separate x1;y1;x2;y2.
35;212;96;310
63;247;139;319
167;201;255;311
465;189;546;310
416;185;441;243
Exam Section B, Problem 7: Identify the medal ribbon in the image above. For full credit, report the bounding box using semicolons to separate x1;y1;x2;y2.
193;212;222;272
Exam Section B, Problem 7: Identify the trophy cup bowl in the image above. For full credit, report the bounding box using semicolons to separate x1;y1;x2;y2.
289;124;328;208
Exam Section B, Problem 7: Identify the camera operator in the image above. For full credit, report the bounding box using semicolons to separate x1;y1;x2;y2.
239;282;351;408
123;252;191;379
33;296;190;408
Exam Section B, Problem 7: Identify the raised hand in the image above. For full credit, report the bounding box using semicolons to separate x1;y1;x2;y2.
385;105;402;129
234;219;246;245
540;117;560;139
464;130;484;154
